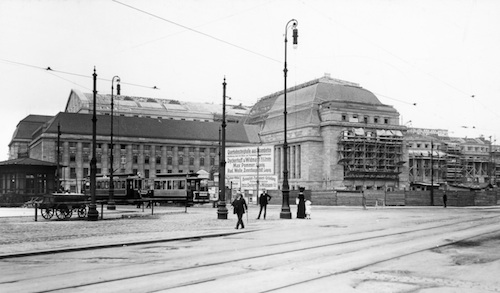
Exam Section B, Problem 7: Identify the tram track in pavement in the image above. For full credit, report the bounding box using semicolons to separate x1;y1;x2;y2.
2;212;500;292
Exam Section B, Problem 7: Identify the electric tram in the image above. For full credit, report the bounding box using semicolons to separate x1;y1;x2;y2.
83;173;150;204
150;171;211;204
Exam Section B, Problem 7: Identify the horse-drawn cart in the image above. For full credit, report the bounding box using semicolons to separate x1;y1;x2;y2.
39;193;89;220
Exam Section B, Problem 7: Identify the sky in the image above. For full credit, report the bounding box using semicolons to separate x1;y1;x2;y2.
1;0;500;161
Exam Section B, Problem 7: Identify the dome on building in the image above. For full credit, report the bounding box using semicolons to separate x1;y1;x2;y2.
246;75;395;133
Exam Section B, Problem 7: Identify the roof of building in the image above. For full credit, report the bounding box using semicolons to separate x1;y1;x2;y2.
0;157;57;167
9;115;54;143
246;75;398;132
65;89;251;122
35;112;260;144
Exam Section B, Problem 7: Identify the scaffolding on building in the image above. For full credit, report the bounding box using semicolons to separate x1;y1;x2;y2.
338;128;405;180
442;142;464;185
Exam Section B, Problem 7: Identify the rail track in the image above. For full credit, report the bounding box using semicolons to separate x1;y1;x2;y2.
1;211;499;292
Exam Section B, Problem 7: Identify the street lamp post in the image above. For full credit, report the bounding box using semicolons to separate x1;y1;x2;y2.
88;67;99;221
280;19;298;219
108;76;120;210
217;77;228;219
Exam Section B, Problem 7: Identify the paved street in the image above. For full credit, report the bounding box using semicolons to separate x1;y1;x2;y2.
1;204;500;292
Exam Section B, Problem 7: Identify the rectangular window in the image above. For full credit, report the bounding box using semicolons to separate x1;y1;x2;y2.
70;168;76;179
200;157;205;166
384;118;389;124
156;156;161;164
167;157;172;165
133;155;138;164
189;157;194;165
145;156;150;164
179;157;184;165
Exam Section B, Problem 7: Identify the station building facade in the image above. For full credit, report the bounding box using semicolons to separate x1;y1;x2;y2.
8;75;498;195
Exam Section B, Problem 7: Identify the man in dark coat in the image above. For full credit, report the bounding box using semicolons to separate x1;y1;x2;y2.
443;191;447;208
232;193;248;229
257;189;272;220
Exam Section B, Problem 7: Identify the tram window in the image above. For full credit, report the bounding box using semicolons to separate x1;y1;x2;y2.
154;181;161;190
179;180;185;189
173;180;179;190
200;179;208;191
167;180;172;190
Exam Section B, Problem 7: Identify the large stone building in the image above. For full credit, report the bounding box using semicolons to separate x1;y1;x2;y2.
407;128;497;190
9;90;257;193
8;74;499;195
246;75;408;191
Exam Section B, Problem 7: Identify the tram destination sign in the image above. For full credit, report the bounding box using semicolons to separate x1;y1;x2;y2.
226;146;274;176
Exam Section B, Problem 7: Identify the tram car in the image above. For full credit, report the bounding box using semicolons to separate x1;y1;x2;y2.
150;171;211;205
83;173;151;204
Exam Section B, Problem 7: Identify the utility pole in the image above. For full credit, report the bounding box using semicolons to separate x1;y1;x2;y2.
217;78;228;219
430;140;434;206
88;67;99;221
56;122;61;192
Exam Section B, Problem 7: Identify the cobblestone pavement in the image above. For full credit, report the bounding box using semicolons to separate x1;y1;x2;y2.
0;204;244;255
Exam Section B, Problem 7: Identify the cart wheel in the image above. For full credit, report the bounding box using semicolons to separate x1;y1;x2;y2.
77;206;87;218
41;208;54;219
56;206;71;219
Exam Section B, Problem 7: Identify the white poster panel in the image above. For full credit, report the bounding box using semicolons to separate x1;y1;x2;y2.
226;175;241;190
226;146;274;176
240;175;278;190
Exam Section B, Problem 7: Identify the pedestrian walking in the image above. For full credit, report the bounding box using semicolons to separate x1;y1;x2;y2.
443;192;447;208
256;189;272;219
232;193;248;229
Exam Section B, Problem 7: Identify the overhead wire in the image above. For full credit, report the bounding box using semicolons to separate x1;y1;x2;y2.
0;58;159;91
112;0;281;64
299;0;475;101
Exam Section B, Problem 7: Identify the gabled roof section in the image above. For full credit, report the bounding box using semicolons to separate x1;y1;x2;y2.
0;157;57;167
40;112;260;144
64;89;251;121
10;115;54;142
